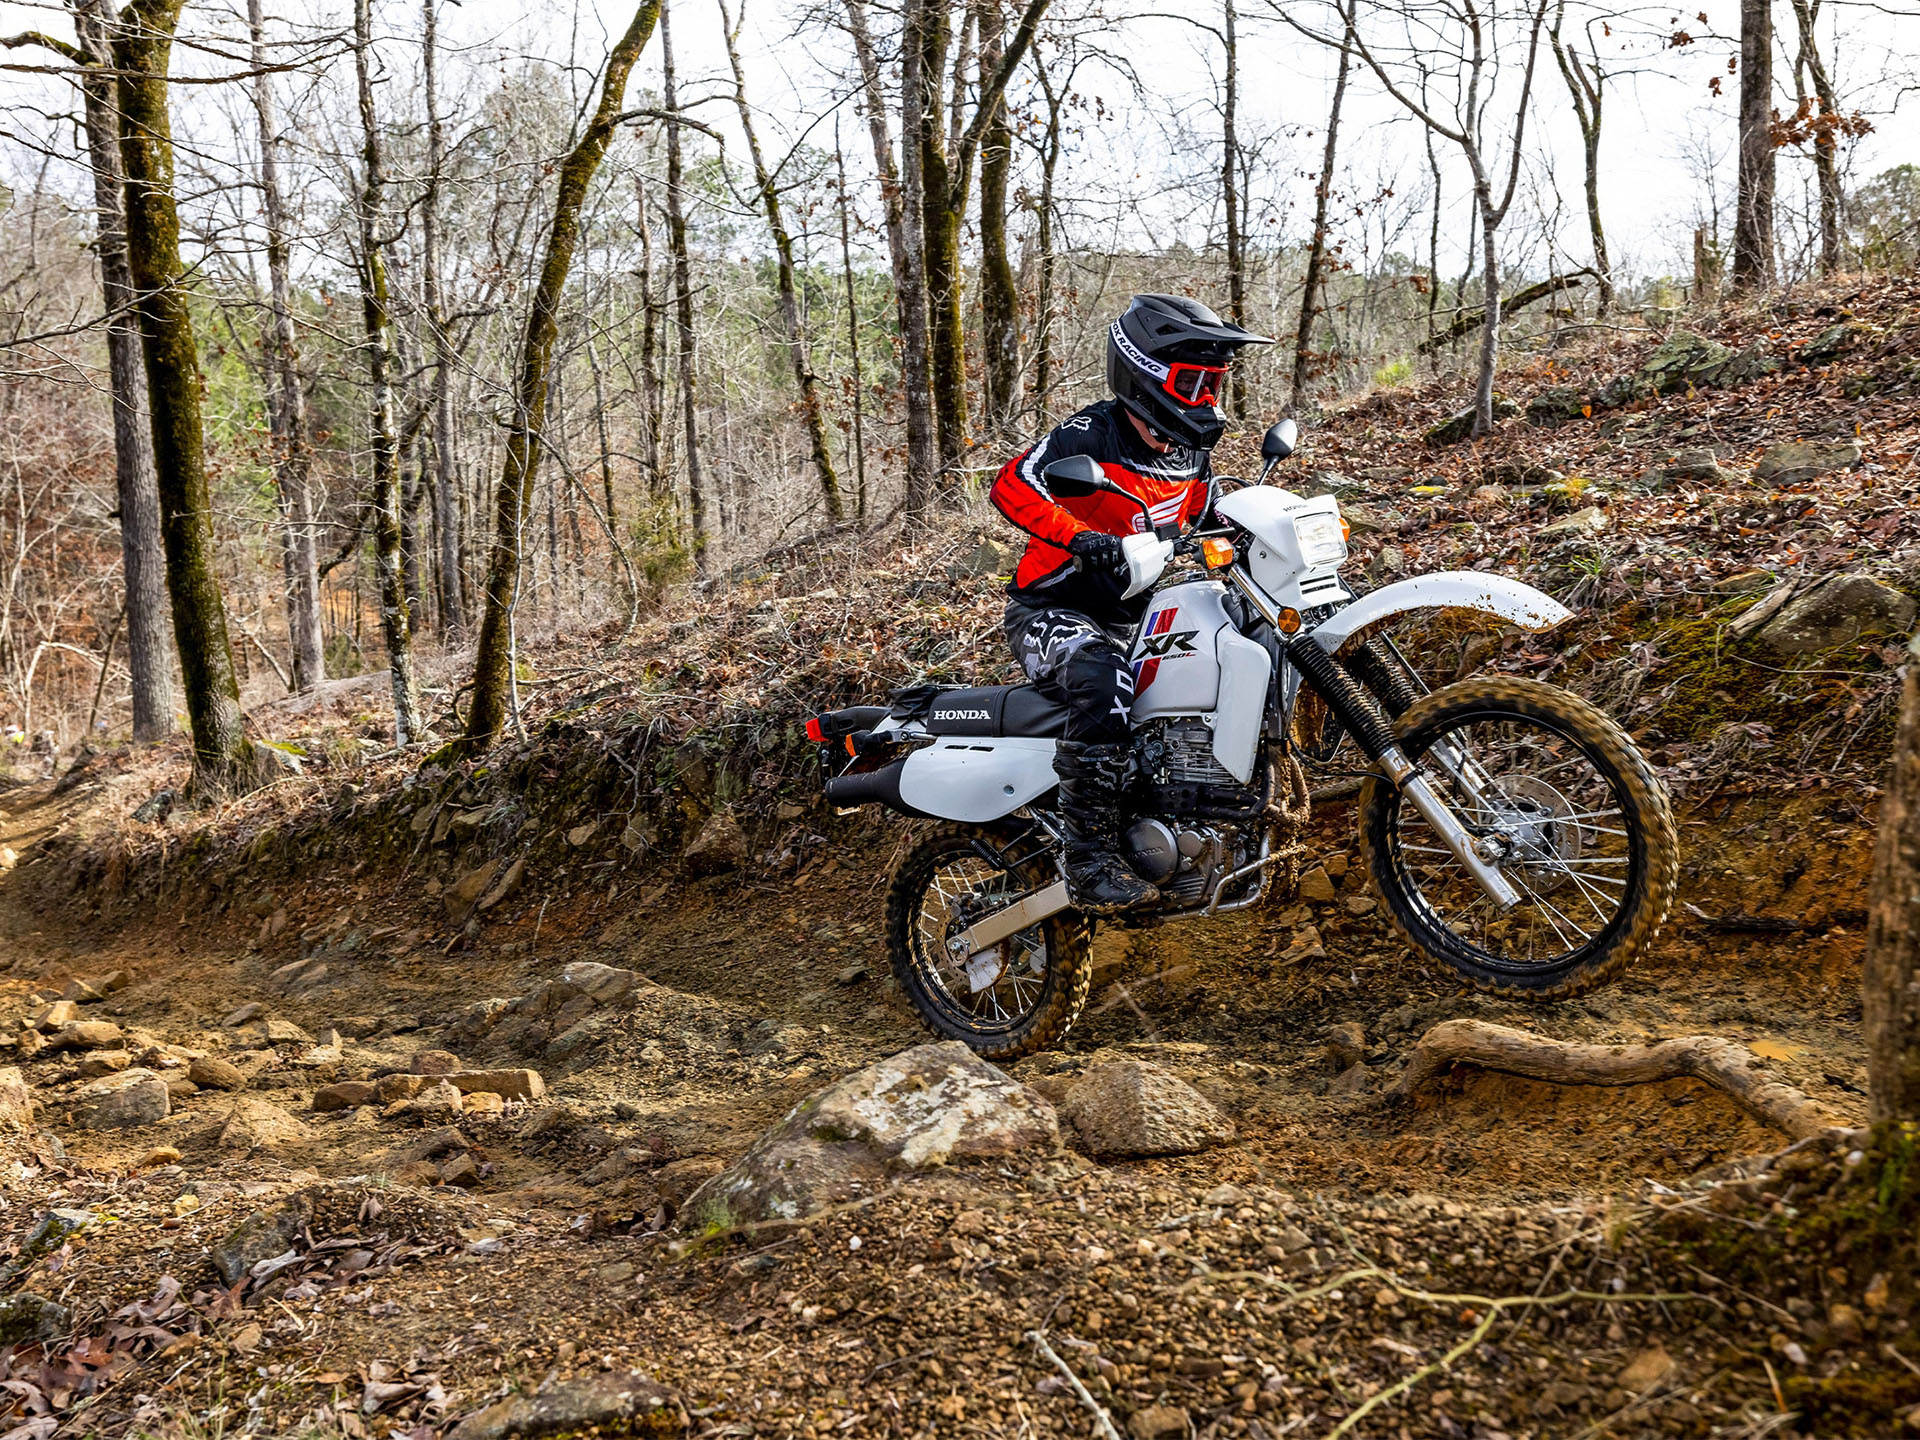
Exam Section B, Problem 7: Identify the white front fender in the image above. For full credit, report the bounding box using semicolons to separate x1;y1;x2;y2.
1308;571;1572;651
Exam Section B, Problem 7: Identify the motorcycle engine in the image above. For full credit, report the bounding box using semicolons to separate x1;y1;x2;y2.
1133;718;1262;820
1123;818;1233;906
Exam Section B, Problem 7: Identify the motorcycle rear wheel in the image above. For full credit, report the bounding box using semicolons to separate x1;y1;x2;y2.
886;823;1092;1060
1359;676;1678;999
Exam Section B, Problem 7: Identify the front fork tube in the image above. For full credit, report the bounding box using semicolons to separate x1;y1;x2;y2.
1287;637;1522;910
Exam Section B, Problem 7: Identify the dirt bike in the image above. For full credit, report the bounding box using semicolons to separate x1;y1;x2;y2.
807;420;1678;1059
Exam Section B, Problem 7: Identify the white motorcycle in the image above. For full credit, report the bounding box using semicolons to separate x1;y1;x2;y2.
809;421;1678;1058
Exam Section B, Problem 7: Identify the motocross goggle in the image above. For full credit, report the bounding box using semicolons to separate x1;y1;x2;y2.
1162;361;1228;408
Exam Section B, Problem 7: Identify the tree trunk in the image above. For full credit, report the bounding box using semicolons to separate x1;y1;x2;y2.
1867;634;1920;1127
835;133;868;522
720;0;844;524
635;180;666;505
463;0;661;748
1732;0;1776;289
1473;188;1501;434
1423;126;1443;351
422;0;464;635
1550;7;1613;313
1031;63;1063;415
977;2;1019;438
71;0;171;740
660;0;709;569
915;0;967;476
1788;0;1843;274
352;0;423;746
246;0;325;691
1223;0;1247;416
844;0;936;512
113;0;252;793
1292;21;1352;410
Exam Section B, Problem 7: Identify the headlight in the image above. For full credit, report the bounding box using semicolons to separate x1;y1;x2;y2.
1293;512;1348;567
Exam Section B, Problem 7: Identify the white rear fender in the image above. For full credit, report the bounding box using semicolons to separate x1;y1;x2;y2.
897;736;1059;824
1308;571;1572;652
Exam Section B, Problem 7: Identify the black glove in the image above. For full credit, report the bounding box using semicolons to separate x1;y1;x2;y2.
1068;530;1128;578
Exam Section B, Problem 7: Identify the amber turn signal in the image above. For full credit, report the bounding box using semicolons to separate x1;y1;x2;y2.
1277;608;1303;634
1200;537;1235;569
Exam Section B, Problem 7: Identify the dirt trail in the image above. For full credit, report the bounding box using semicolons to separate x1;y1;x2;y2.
0;763;1890;1438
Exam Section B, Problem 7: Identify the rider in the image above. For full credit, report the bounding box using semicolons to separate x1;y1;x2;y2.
991;293;1273;914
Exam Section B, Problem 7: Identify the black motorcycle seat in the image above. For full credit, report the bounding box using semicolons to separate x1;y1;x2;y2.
921;684;1069;738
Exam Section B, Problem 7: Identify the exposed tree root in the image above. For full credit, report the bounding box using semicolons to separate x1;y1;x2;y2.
1392;1019;1843;1141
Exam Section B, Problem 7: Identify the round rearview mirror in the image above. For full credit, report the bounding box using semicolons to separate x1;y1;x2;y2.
1041;453;1106;497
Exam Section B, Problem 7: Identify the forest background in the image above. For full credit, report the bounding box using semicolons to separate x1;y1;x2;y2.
0;0;1916;782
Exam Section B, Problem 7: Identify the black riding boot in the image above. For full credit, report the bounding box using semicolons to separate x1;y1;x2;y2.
1054;741;1158;915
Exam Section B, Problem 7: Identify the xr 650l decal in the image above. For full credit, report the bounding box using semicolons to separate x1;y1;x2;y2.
1132;609;1196;695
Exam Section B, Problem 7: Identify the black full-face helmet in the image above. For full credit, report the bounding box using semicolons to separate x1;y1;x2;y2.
1106;293;1274;450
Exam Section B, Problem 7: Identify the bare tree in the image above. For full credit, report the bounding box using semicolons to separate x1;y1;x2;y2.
1277;0;1552;435
977;0;1020;438
1292;16;1353;409
718;0;844;524
464;0;662;748
660;0;711;563
113;0;254;790
1550;0;1614;311
1731;0;1775;288
833;129;868;519
247;0;325;690
421;0;464;634
843;0;936;511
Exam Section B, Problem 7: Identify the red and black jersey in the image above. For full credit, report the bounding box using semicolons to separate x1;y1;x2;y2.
990;398;1211;622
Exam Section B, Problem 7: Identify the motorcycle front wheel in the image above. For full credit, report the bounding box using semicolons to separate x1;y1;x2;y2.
885;823;1092;1060
1359;676;1678;999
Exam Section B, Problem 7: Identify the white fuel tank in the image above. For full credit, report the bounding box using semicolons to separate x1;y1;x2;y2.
1127;579;1271;784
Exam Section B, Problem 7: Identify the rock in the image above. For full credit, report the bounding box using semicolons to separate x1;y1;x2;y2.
313;1080;379;1112
1060;1060;1235;1158
654;1156;726;1212
446;859;501;922
1296;867;1337;904
1323;1021;1367;1070
448;1068;546;1102
397;1079;463;1124
1754;438;1862;485
0;1066;32;1131
60;977;104;1004
685;1042;1058;1227
1366;545;1407;583
1748;573;1916;657
218;1096;314;1153
1328;1061;1373;1096
1802;320;1871;365
559;961;643;1006
74;1050;132;1079
74;1068;169;1130
410;1049;461;1076
950;537;1017;579
1637;330;1734;394
684;809;749;875
223;1002;265;1027
1647;448;1743;489
140;1145;182;1166
189;1056;249;1091
3;1209;93;1280
30;1000;78;1031
438;1153;481;1187
1129;1403;1190;1440
448;1370;684;1440
1526;386;1588;426
462;1090;506;1117
45;1019;123;1052
377;1073;429;1103
477;854;527;912
264;1019;313;1047
0;1293;71;1345
213;1193;314;1287
1711;569;1776;595
1538;505;1608;540
1617;1344;1676;1391
1424;396;1519;447
567;821;598;848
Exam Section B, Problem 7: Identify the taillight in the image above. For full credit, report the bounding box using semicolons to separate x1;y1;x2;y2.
805;716;826;743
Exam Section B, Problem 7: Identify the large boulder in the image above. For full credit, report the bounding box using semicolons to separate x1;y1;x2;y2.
0;1066;30;1132
1754;439;1862;486
1737;573;1916;658
685;1042;1059;1228
1637;330;1733;394
217;1096;315;1153
1059;1060;1236;1158
449;961;648;1058
73;1068;169;1130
